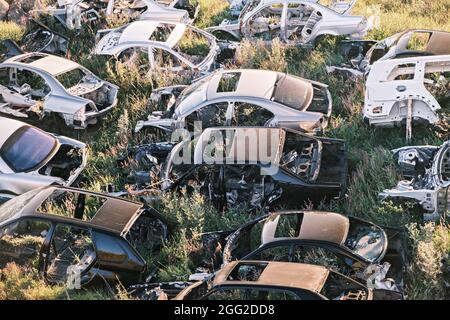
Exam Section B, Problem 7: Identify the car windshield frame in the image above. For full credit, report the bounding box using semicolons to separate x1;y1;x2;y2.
0;125;58;172
175;74;214;109
0;188;42;226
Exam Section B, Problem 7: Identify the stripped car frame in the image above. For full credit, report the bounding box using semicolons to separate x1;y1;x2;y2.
0;186;168;287
363;55;450;140
213;210;405;291
135;69;332;134
0;53;119;129
380;141;450;221
206;0;369;45
94;20;229;76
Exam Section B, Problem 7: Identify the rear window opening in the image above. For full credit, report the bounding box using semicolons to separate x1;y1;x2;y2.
0;126;57;172
227;262;268;281
37;190;107;221
272;74;313;110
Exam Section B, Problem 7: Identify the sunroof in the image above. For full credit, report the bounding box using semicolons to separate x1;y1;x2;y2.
15;54;47;64
217;72;241;93
227;262;268;281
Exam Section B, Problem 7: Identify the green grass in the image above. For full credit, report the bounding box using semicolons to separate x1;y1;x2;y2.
1;0;449;300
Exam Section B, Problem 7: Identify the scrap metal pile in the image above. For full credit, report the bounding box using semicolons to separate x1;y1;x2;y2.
0;0;448;300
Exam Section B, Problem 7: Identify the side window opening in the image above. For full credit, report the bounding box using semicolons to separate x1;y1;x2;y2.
205;288;298;300
185;102;229;131
232;102;274;126
423;61;450;108
0;219;51;269
46;224;96;284
251;245;293;262
387;63;416;81
152;48;184;70
15;69;50;100
246;4;284;41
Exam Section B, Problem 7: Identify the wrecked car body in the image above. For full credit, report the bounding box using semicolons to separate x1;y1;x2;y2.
131;261;403;300
135;69;332;134
32;0;102;30
380;141;450;221
0;186;168;287
0;53;119;129
341;29;450;74
123;127;347;211
1;20;69;58
228;0;357;17
363;55;450;140
105;0;199;23
94;20;230;76
0;117;87;202
34;0;199;29
206;0;370;45
215;210;405;291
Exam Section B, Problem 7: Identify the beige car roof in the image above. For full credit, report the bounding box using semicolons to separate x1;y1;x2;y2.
214;261;329;293
15;54;80;76
261;211;350;245
119;21;187;49
206;69;278;101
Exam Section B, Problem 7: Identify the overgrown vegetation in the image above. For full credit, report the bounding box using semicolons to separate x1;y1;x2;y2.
0;0;449;299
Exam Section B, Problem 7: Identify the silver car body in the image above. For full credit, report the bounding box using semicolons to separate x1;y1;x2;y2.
94;20;220;75
134;69;332;133
364;55;450;128
0;117;87;201
33;0;194;30
380;141;450;221
206;0;369;45
0;53;119;129
227;0;357;16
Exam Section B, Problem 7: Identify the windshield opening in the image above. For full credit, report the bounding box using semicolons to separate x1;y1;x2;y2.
175;74;213;108
0;189;42;225
0;126;57;172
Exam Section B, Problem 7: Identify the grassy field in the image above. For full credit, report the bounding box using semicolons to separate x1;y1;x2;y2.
0;0;449;300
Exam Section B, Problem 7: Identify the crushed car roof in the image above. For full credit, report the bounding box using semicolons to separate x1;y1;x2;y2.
261;211;350;245
4;53;80;76
5;186;143;236
214;261;329;292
